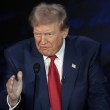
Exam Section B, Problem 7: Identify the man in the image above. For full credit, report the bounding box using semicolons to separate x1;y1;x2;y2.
0;2;110;110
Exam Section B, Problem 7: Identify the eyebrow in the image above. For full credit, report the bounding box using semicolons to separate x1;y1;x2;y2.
33;32;54;34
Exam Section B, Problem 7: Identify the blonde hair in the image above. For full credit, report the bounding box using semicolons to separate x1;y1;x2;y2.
29;2;69;31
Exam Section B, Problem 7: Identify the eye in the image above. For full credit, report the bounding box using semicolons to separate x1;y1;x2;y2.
46;33;54;36
35;33;41;36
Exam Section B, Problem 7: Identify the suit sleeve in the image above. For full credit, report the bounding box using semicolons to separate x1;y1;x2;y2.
0;49;20;110
88;43;110;110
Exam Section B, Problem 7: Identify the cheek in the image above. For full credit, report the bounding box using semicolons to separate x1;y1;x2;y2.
48;39;56;47
34;39;40;50
56;37;63;45
50;39;60;50
35;38;40;45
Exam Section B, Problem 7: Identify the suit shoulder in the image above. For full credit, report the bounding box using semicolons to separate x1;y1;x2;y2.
67;35;101;56
67;35;101;48
4;37;35;64
4;37;34;54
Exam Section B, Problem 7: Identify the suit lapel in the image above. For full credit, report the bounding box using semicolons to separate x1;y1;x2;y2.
26;38;50;110
25;37;80;110
61;37;80;110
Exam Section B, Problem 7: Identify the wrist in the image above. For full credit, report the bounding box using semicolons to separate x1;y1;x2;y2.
8;95;19;107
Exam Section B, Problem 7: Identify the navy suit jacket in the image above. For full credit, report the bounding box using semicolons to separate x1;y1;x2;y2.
0;35;110;110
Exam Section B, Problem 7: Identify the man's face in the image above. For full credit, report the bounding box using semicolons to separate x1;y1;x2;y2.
33;22;69;56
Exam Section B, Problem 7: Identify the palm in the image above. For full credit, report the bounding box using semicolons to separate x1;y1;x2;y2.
9;79;23;100
7;71;23;104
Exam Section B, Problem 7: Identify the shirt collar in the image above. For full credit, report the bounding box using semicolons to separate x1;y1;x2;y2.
43;39;65;61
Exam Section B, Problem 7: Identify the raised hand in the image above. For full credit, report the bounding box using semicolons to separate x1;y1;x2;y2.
6;71;23;107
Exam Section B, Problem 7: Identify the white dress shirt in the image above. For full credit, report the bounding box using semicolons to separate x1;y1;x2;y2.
7;39;65;110
43;39;65;82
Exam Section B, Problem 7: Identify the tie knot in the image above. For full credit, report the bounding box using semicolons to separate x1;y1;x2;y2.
49;55;57;61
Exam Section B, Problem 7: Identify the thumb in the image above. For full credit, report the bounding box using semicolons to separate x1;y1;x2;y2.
17;71;22;82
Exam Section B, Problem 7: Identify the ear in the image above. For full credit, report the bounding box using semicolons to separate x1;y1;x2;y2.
62;28;69;39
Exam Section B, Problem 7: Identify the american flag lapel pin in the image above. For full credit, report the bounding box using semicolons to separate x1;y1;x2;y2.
72;63;76;68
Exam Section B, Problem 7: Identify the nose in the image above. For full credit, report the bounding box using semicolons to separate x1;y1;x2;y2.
41;34;47;44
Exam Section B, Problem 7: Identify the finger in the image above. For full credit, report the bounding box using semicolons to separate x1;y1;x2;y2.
10;75;15;83
9;75;15;87
6;75;14;89
17;71;22;82
6;75;15;93
6;81;12;94
7;75;15;84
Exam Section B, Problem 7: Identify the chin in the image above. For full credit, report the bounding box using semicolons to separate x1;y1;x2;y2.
43;53;53;57
40;50;54;56
41;52;49;56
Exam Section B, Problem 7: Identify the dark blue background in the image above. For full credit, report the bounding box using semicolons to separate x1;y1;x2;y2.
0;0;110;94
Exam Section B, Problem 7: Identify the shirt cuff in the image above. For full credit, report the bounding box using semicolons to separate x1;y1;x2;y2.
7;95;21;110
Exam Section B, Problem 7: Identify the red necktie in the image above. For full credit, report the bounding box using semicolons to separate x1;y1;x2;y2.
48;55;61;110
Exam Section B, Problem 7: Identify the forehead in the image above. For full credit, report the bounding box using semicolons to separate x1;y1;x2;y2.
33;22;60;33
